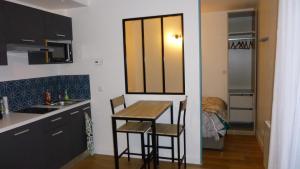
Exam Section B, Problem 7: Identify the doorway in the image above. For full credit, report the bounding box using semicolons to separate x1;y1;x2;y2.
200;0;277;168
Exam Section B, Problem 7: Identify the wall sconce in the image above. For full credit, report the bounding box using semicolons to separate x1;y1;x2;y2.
173;34;182;39
167;33;183;46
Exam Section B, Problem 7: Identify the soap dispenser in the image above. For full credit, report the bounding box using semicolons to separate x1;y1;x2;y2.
64;89;70;101
0;99;5;119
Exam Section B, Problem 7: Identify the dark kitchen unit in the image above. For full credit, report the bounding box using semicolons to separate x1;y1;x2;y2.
0;102;91;169
0;1;7;65
0;0;74;65
15;107;59;114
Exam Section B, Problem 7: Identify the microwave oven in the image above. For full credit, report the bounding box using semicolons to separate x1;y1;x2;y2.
28;40;73;64
46;40;73;63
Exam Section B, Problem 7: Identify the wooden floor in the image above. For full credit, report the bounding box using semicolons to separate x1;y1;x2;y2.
69;135;264;169
202;135;264;169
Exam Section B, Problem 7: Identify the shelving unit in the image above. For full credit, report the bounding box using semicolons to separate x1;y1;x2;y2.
228;31;256;36
227;10;257;135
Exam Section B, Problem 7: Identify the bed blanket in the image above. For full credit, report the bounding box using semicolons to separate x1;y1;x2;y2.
202;97;228;140
202;97;227;117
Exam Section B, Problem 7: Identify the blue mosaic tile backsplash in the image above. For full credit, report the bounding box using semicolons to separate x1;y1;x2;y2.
0;75;91;111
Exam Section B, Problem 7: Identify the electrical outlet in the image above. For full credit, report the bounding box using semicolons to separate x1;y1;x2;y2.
97;86;103;92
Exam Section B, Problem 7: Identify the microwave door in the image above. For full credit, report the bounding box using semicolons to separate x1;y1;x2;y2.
66;44;72;62
47;42;68;62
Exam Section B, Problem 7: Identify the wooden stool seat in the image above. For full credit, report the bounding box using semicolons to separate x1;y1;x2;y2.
148;123;183;137
117;122;151;133
147;97;187;169
110;95;149;167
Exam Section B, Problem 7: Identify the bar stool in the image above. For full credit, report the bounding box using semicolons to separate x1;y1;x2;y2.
110;95;151;167
147;97;187;169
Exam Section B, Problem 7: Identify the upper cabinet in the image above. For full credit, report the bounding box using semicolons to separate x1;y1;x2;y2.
45;13;73;40
0;2;7;65
0;1;73;66
3;1;45;45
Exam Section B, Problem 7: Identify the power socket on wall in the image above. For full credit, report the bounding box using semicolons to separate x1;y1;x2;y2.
97;86;103;92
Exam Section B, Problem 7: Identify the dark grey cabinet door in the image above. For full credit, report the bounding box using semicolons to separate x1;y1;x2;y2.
3;1;44;45
0;2;7;65
45;13;73;40
0;122;44;169
68;106;88;159
44;125;70;169
0;104;90;169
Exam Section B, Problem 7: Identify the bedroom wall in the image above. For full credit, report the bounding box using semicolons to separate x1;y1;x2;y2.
256;0;279;148
63;0;201;164
201;11;228;103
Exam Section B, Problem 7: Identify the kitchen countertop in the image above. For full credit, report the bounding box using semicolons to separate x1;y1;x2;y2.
0;100;90;134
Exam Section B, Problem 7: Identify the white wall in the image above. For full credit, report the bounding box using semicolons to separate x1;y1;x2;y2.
201;11;228;102
63;0;201;164
0;52;61;81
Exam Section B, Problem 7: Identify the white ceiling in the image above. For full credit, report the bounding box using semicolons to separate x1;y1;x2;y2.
15;0;88;10
201;0;257;13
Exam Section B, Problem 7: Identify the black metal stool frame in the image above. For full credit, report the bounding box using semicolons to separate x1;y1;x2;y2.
146;98;187;169
110;96;149;169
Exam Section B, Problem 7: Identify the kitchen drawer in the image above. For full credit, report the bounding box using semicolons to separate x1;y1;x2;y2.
78;103;91;116
43;112;68;131
229;109;253;123
230;95;253;108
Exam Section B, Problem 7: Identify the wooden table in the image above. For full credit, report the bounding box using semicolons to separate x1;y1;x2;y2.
111;100;173;169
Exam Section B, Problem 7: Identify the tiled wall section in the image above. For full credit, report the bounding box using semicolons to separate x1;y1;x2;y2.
0;75;91;111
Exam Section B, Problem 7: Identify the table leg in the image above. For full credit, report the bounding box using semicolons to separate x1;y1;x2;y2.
151;120;157;169
112;118;119;169
171;104;175;163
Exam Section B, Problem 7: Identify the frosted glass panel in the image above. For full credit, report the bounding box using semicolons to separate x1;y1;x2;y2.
125;20;144;92
163;16;184;93
123;14;184;94
144;18;163;93
229;48;253;89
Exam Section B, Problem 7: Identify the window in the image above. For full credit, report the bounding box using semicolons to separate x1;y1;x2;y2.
123;13;185;94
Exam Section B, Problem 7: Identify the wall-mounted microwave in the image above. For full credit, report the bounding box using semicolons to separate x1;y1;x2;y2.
28;40;73;64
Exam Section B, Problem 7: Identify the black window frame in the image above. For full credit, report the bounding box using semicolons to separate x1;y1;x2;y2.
123;13;185;95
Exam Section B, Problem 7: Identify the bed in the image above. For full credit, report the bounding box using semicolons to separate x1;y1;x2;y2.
202;97;229;150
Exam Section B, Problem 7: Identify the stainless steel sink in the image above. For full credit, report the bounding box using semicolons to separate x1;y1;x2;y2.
50;100;82;106
15;107;59;114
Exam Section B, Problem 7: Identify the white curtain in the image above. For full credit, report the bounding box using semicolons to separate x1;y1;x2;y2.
268;0;300;169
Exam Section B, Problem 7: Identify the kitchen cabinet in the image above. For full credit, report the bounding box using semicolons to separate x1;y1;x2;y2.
0;2;7;65
45;125;70;169
45;12;73;40
43;104;90;169
3;1;45;45
0;103;91;169
68;105;90;159
0;121;44;169
0;1;73;65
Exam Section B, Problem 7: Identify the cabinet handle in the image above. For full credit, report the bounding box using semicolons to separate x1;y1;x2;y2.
70;111;80;115
14;129;30;136
83;107;90;110
21;39;35;43
56;34;66;37
51;130;64;137
51;117;62;122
